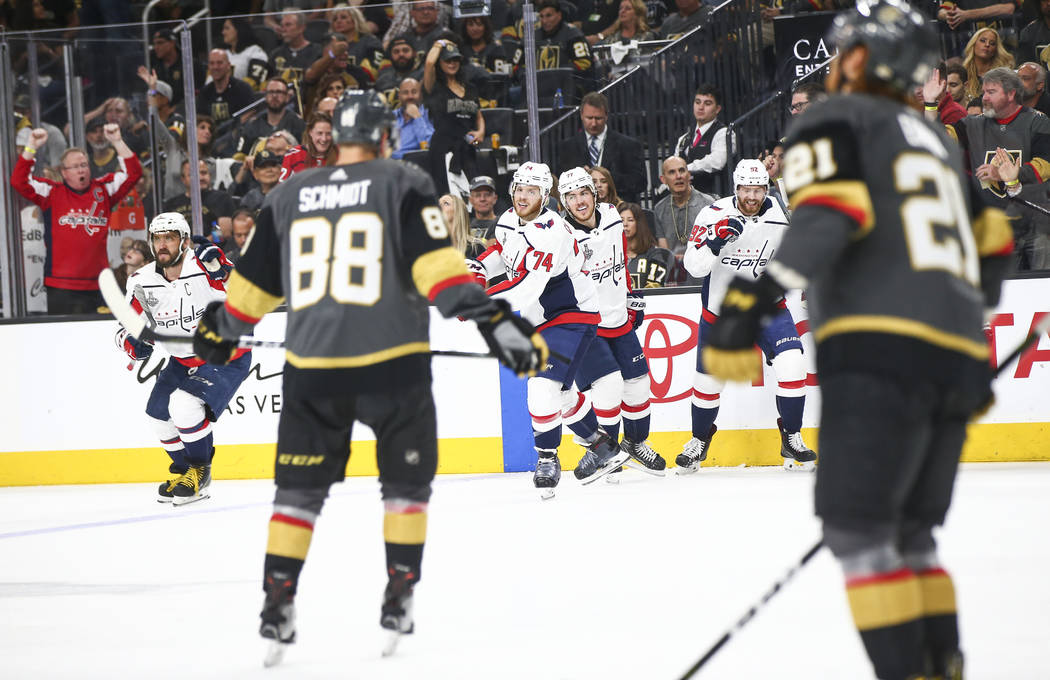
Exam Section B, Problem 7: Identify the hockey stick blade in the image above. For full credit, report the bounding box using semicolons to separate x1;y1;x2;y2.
677;540;824;680
98;269;549;360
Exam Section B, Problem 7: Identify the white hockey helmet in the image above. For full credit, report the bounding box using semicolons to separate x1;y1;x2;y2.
733;159;769;188
557;166;595;197
510;161;554;203
148;212;191;257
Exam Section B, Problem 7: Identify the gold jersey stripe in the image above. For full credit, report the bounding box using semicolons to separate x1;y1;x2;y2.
226;270;285;321
1028;157;1050;183
847;573;922;631
918;571;957;617
815;315;989;361
266;519;314;560
972;207;1013;256
286;341;431;368
383;510;428;544
791;180;876;236
412;247;471;298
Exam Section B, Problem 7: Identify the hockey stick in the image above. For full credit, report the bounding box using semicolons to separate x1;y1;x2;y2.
99;269;565;362
677;540;823;680
677;321;1050;679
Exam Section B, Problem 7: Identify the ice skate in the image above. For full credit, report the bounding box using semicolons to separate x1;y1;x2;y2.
621;438;667;476
157;464;187;503
778;418;816;471
574;431;630;485
171;464;211;506
259;574;297;668
380;569;415;657
533;450;561;500
676;425;717;474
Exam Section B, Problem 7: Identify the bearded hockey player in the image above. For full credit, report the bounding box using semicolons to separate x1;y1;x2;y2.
558;167;665;475
702;2;1014;677
117;212;245;505
476;161;629;497
679;158;815;473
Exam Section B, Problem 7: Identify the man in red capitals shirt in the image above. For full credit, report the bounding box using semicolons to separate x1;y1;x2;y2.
278;111;335;181
12;124;142;314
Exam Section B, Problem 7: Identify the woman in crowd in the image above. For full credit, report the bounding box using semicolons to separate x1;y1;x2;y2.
460;15;514;76
423;39;484;195
590;166;622;207
280;112;337;180
962;27;1014;100
221;18;270;89
307;73;352;118
329;4;385;76
621;202;672;288
598;0;655;45
440;193;486;257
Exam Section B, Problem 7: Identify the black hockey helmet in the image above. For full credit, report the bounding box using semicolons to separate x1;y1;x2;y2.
827;0;939;95
331;89;398;150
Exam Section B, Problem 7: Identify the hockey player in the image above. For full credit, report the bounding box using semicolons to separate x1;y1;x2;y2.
116;212;246;505
678;159;815;473
190;90;547;663
558;167;666;475
703;2;1014;677
475;162;629;495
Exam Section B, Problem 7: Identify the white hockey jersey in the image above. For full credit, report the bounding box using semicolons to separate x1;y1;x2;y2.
566;202;632;337
683;195;790;316
484;207;600;329
126;249;231;365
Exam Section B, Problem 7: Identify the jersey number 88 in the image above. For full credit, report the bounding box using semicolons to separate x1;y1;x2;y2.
289;213;384;310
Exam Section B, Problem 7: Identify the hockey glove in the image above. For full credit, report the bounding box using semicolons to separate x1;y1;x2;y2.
477;299;550;377
193;301;238;365
192;236;233;281
115;327;153;361
703;275;783;382
707;216;744;256
627;292;646;330
466;258;487;287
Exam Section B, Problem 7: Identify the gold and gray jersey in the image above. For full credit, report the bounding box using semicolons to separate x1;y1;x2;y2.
774;94;1011;378
218;158;488;391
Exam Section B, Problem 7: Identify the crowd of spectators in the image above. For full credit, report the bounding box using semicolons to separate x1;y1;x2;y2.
7;0;1050;316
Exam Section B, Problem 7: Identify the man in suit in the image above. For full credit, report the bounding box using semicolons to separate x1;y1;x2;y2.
558;91;645;202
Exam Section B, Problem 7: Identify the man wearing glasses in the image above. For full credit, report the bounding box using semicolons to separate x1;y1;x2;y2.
789;82;826;116
233;77;306;161
12;123;142;315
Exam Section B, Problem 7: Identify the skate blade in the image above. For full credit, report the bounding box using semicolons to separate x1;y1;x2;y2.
624;459;666;477
157;497;173;504
263;640;289;667
579;450;630;486
675;465;700;476
381;630;404;657
783;458;816;471
172;491;211;506
538;487;556;500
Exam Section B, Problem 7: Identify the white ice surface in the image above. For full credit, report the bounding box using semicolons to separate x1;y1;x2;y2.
1;463;1047;679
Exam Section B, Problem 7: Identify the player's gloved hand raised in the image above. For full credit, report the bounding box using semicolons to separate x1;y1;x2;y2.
193;301;238;365
702;275;782;382
627;292;645;330
192;235;233;281
707;216;744;256
476;299;550;377
115;327;153;361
